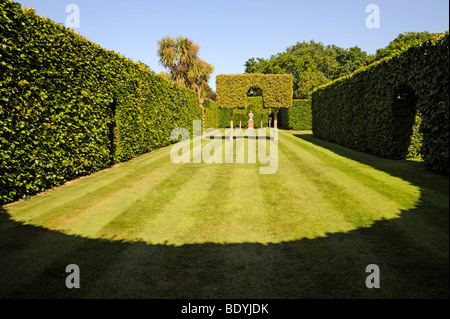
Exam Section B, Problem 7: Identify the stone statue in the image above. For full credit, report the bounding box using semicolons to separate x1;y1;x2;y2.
248;111;254;129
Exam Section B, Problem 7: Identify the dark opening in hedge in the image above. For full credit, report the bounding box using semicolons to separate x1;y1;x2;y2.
391;84;419;159
312;32;448;173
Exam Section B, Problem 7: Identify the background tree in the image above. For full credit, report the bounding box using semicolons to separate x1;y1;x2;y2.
333;45;374;77
244;40;373;98
193;58;215;100
203;83;214;97
157;35;214;96
374;31;437;60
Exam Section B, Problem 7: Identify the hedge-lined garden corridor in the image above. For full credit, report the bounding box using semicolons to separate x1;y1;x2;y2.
0;0;448;299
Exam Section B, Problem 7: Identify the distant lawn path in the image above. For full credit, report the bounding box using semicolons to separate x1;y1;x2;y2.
1;130;448;298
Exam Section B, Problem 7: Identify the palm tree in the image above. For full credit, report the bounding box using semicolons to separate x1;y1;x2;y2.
157;36;203;90
157;36;214;132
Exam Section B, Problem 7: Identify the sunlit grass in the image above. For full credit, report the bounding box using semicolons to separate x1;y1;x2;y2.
1;130;448;299
5;130;421;246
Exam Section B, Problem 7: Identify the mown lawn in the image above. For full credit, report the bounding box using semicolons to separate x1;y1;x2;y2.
0;129;448;298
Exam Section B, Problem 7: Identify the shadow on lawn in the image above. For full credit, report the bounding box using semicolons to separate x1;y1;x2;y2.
0;134;448;299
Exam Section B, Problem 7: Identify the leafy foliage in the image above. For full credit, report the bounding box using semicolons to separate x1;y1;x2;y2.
203;82;215;100
203;98;220;128
244;40;374;99
0;1;202;205
312;32;449;174
375;31;440;61
407;114;423;160
157;35;214;98
280;100;312;130
204;97;270;129
216;74;293;110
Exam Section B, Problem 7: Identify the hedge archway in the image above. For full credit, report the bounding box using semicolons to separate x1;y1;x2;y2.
216;74;293;141
216;74;293;110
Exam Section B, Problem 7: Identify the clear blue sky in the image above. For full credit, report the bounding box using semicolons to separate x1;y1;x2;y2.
15;0;449;91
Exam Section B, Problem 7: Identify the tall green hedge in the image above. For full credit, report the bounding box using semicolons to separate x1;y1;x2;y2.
279;99;312;130
205;97;311;130
312;32;448;174
216;74;293;110
203;98;220;128
204;97;271;129
0;0;201;205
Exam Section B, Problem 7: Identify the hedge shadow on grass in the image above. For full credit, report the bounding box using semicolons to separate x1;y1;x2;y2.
0;135;448;299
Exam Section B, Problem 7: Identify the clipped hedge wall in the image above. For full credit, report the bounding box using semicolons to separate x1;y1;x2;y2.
205;97;311;130
203;98;220;128
204;97;271;129
216;73;293;110
0;0;201;205
280;99;312;130
312;32;448;173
